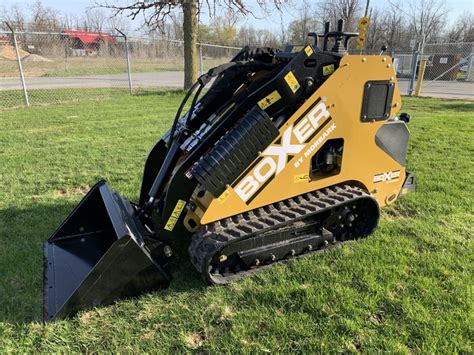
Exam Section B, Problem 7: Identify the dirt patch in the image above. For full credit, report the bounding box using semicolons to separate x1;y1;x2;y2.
184;332;205;349
22;54;53;62
383;203;418;221
79;311;95;324
140;330;157;340
53;185;90;199
0;45;29;61
369;312;385;325
219;306;234;321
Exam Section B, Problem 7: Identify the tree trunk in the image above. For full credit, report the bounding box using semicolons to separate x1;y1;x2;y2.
183;0;198;90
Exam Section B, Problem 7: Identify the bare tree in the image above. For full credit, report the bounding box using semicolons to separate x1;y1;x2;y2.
83;8;108;32
445;12;474;42
1;4;27;31
317;0;362;31
98;1;288;89
279;12;287;45
388;0;449;45
204;10;240;45
380;4;407;50
30;0;62;31
237;25;257;46
107;13;132;34
364;7;382;50
288;0;319;44
363;3;410;51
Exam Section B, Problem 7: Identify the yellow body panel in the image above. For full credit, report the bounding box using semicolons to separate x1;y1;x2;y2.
200;55;405;225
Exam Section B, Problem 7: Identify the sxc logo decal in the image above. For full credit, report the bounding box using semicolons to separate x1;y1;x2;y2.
234;101;334;203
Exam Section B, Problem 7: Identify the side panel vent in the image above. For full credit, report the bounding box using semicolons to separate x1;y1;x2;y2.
191;106;279;197
361;80;395;122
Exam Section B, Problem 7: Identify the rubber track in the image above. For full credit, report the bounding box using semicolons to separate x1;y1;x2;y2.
189;184;378;284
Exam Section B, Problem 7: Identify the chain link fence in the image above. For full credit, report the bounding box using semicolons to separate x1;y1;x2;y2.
392;42;474;99
0;27;241;110
1;26;473;110
422;43;473;81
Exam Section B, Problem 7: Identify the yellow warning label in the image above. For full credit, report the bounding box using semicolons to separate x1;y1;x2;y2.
284;71;300;93
358;16;370;28
218;189;230;203
257;90;282;110
304;45;314;56
401;188;408;195
294;173;309;183
291;45;304;53
322;64;335;76
164;199;186;231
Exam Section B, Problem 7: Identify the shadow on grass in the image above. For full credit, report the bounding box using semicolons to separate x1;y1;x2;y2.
438;101;474;112
0;201;205;324
133;89;186;97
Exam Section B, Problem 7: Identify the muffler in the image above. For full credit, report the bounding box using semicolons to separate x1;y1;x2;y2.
43;180;171;321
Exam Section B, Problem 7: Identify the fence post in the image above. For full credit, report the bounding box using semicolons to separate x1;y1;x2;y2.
466;43;474;82
6;22;29;107
116;28;133;96
408;49;419;96
198;43;203;76
64;37;68;72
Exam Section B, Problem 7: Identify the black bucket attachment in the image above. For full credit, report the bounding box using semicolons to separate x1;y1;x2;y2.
43;180;171;321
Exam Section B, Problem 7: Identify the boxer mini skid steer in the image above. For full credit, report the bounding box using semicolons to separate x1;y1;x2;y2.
43;20;415;320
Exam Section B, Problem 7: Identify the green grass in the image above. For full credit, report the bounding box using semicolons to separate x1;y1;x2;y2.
0;93;472;352
0;87;174;111
0;57;229;78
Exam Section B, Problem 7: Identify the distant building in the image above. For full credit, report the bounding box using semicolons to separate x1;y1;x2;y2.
0;35;10;46
61;30;117;55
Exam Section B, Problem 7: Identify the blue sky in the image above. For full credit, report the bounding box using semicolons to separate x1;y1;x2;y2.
2;0;473;31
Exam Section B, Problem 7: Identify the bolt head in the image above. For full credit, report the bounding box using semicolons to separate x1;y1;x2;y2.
163;245;173;258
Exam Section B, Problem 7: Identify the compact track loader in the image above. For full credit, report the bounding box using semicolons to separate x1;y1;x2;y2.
43;20;415;321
